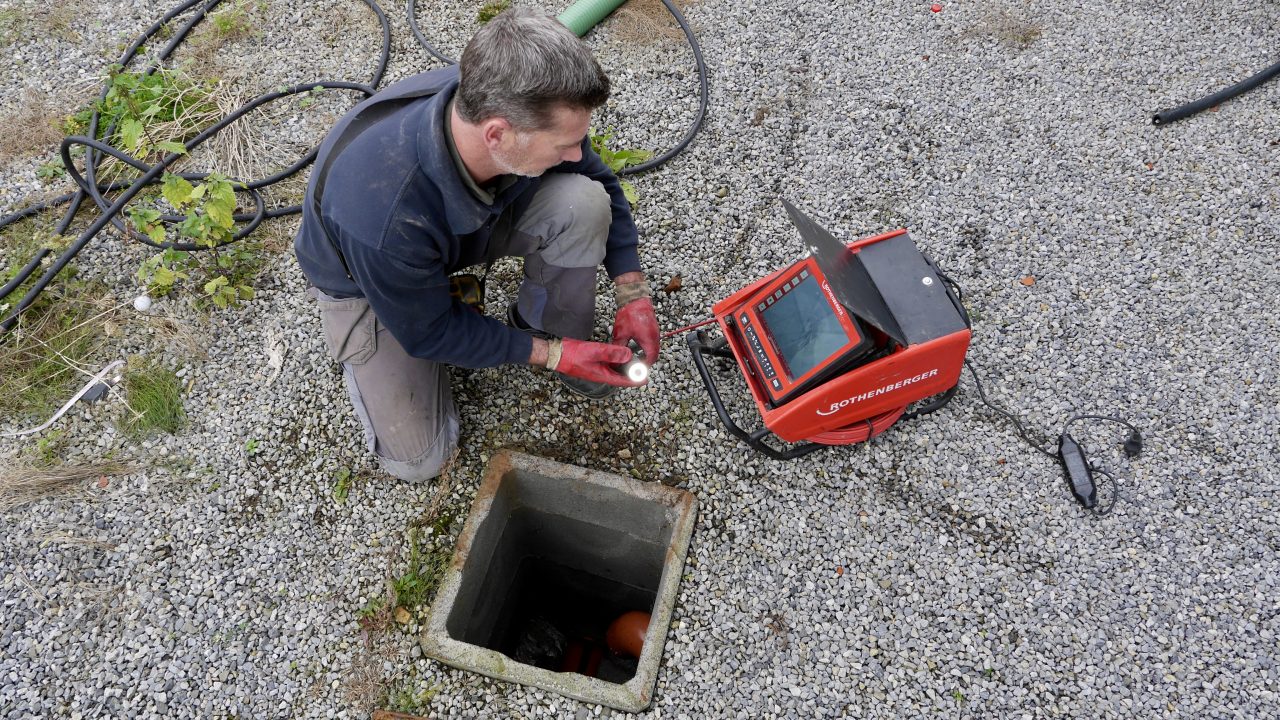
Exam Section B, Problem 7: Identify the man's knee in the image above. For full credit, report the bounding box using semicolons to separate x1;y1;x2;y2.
376;414;460;482
521;173;611;268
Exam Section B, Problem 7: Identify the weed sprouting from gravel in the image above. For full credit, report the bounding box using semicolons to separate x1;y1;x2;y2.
476;0;511;24
122;360;186;436
965;9;1044;49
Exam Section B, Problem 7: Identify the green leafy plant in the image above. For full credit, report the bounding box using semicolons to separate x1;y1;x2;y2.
476;0;511;24
34;430;68;465
589;127;652;205
392;527;450;612
131;172;259;308
94;65;217;161
209;0;258;38
296;85;324;110
385;682;440;713
36;161;65;181
244;438;261;455
333;467;352;503
356;595;385;620
122;359;186;436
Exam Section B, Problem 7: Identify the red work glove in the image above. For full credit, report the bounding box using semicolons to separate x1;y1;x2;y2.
547;337;636;387
612;296;660;363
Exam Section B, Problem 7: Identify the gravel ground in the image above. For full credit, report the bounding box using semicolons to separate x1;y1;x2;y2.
2;0;1278;717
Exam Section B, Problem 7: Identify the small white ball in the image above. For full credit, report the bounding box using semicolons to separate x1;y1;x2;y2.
133;295;153;312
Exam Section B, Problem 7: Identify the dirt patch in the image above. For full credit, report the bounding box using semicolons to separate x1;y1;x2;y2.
964;8;1044;49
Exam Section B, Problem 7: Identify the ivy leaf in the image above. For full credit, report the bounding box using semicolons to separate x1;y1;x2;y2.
152;266;176;287
128;207;161;225
178;214;207;241
205;177;238;229
162;174;195;210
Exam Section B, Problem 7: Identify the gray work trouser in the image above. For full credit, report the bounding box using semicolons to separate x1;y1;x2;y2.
313;173;612;482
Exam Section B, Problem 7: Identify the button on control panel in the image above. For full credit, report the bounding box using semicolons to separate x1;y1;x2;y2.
739;313;776;379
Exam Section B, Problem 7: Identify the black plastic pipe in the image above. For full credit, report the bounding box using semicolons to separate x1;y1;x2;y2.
1153;57;1280;125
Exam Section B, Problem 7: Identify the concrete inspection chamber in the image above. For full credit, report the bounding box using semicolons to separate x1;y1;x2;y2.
420;450;698;712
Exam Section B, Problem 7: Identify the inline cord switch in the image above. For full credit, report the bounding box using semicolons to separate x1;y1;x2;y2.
1057;434;1097;509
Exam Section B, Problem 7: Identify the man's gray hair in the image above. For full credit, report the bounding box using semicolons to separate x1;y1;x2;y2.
456;8;610;130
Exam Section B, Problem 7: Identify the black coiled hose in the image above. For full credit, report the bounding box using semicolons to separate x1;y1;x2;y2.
0;0;391;331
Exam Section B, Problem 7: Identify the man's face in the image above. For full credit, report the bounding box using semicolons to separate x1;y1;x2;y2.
492;105;591;177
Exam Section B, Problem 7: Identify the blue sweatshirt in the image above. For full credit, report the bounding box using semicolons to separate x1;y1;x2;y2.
293;68;641;369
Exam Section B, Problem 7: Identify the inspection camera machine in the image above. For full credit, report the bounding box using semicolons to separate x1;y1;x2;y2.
687;200;1140;512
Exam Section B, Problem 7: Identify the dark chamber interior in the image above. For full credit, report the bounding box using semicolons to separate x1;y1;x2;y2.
450;504;666;685
496;556;655;683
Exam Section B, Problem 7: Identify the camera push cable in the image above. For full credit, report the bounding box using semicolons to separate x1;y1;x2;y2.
1;0;707;331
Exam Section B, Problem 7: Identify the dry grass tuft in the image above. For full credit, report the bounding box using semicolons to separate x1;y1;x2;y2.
0;89;68;165
0;460;134;512
609;0;695;44
139;314;209;360
0;280;122;422
201;81;264;182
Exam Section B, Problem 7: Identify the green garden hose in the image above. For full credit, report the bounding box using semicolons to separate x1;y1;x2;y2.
557;0;629;37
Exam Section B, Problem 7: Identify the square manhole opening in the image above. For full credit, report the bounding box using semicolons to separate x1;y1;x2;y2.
421;450;697;712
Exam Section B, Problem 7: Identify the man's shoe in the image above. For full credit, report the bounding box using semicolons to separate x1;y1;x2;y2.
506;302;552;339
507;303;616;400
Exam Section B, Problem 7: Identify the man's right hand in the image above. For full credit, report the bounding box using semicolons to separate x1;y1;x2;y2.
543;337;636;387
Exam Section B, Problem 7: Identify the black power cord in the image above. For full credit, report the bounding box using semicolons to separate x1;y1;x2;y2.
405;0;708;177
937;273;1143;515
964;360;1142;516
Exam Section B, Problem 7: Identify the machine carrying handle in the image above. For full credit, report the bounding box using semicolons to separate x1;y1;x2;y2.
686;330;826;461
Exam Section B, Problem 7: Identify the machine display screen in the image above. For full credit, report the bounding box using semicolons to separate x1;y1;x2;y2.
759;274;850;379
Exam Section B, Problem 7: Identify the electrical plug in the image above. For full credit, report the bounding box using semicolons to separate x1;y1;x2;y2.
1057;434;1096;509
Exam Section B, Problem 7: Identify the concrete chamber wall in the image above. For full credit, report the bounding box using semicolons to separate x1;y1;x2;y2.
421;450;698;712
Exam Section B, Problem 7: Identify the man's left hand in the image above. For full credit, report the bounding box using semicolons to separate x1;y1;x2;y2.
612;276;659;362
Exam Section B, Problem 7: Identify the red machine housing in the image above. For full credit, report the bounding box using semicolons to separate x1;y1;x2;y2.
697;227;970;450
